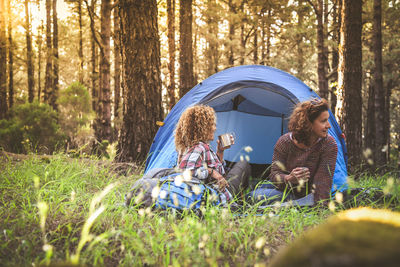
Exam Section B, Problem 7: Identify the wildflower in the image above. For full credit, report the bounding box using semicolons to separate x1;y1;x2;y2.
138;209;145;216
255;237;266;249
328;201;336;211
275;161;286;171
33;176;40;189
43;244;53;252
335;192;343;204
159;190;167;199
192;185;202;195
244;146;253;153
134;191;144;204
174;175;183;186
245;155;250;162
263;248;270;256
172;193;179;207
363;148;372;159
71;191;76;202
183;169;192;181
151;186;160;199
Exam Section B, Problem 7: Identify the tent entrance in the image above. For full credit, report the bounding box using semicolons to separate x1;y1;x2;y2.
200;80;298;179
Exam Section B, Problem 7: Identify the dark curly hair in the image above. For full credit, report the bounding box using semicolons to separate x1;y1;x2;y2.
288;98;329;146
174;105;216;154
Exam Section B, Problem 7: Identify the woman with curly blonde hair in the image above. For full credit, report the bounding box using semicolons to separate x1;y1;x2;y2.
248;98;338;205
175;105;250;203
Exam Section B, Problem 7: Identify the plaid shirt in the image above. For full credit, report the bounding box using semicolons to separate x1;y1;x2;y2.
178;142;231;203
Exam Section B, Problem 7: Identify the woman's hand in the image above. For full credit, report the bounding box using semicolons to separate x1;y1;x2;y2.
209;168;229;191
285;167;310;184
216;135;235;161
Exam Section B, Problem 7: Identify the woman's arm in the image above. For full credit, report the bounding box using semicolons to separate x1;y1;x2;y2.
313;137;338;203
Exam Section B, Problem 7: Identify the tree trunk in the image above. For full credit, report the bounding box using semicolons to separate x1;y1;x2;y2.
373;0;385;168
330;0;340;115
336;0;363;171
78;0;84;84
25;0;35;103
37;20;43;102
297;0;305;78
315;0;329;99
7;0;13;108
0;0;7;119
253;23;258;64
117;0;163;162
113;3;121;140
205;0;219;77
51;0;59;111
97;0;112;142
167;0;176;110
89;0;98;114
365;82;375;166
227;0;235;66
179;0;194;98
44;0;52;104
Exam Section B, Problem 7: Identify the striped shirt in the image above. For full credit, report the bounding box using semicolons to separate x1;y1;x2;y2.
178;142;231;203
269;132;338;203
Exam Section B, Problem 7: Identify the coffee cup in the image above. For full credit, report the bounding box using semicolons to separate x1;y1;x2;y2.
218;132;235;148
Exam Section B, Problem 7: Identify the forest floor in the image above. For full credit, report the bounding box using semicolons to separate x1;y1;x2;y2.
0;152;399;266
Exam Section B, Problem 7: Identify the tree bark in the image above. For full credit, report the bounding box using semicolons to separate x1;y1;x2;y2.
117;0;163;162
316;0;329;99
373;0;386;168
366;82;375;166
37;20;43;102
113;2;121;140
96;0;112;142
78;0;84;84
89;0;98;114
330;0;340;115
44;0;52;103
0;0;7;119
167;0;176;110
253;21;258;64
51;0;59;111
7;0;13;108
336;0;363;171
179;0;194;98
296;0;305;78
25;0;35;103
227;0;235;66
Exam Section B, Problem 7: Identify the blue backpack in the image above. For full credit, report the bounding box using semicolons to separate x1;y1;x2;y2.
155;174;221;210
125;169;221;210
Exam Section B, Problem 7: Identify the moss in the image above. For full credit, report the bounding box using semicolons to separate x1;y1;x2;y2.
269;208;400;267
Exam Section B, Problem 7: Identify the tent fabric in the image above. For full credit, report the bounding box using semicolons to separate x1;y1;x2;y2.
145;65;348;192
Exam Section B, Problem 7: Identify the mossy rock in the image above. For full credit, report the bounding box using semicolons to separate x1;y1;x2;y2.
269;208;400;267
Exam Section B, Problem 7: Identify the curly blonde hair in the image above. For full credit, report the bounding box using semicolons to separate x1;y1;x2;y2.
288;98;329;146
174;105;216;154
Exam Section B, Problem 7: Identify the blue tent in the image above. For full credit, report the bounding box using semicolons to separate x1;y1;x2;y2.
145;65;348;192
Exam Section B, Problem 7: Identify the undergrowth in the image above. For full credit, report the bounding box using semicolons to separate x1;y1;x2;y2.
0;155;399;266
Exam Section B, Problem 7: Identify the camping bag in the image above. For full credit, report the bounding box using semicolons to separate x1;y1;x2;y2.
155;177;221;210
125;168;221;210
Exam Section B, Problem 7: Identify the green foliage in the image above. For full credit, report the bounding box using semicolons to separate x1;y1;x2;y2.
0;102;65;154
58;82;94;150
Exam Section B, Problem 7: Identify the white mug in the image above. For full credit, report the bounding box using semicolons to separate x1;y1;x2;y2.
218;132;235;148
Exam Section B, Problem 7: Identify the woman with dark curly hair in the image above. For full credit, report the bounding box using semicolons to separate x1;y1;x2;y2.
248;98;338;205
175;105;251;204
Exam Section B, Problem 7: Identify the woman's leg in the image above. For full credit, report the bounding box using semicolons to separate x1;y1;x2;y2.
225;160;251;197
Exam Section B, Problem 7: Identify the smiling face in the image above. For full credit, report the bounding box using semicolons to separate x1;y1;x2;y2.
311;111;331;139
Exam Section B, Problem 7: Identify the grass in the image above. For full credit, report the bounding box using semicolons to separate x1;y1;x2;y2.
0;154;399;266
